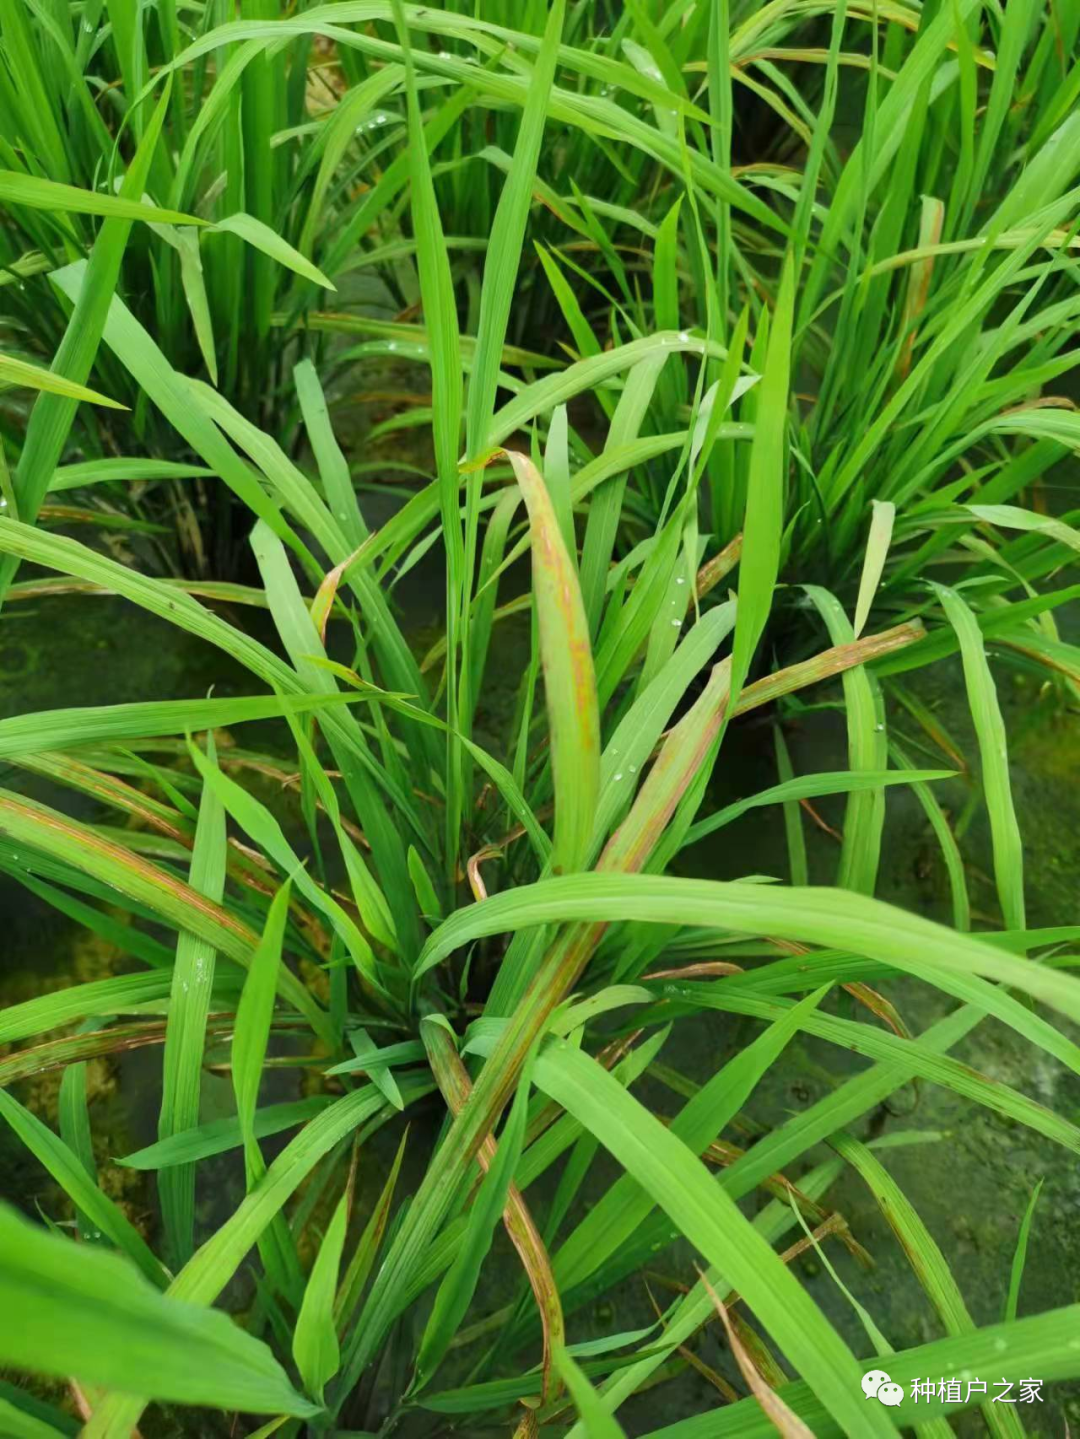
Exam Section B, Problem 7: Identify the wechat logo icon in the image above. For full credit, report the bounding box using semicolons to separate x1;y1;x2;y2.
862;1370;904;1407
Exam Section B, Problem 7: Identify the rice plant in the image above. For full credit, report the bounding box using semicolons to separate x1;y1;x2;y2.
1;1;1080;1437
0;0;768;441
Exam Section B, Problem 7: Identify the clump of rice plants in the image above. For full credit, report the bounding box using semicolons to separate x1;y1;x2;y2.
0;0;784;445
1;2;1080;1437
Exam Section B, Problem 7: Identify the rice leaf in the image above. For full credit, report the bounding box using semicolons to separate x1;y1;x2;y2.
0;973;175;1043
0;354;125;408
774;725;808;887
187;739;380;990
158;736;227;1268
293;1190;348;1401
0;171;201;227
1004;1179;1044;1323
464;0;565;458
414;873;1080;1031
0;692;365;760
0;1202;314;1416
532;1041;894;1438
211;213;335;289
0;1393;70;1439
637;1301;1080;1436
968;502;1080;556
555;1344;629;1438
728;257;794;712
830;1132;1023;1439
120;1099;334;1171
504;449;599;875
295;358;366;547
412;1056;533;1391
889;737;971;931
554;989;830;1293
58;1061;98;1246
0;1090;168;1288
684;769;954;847
0;785;329;1041
933;583;1026;931
233;882;291;1145
0;84;176;603
852;500;895;638
335;1127;408;1330
803;586;886;895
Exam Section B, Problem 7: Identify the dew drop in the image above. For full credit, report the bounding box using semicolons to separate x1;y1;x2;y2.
993;1338;1007;1354
678;330;690;342
629;765;637;774
676;575;685;584
670;618;681;627
614;772;623;782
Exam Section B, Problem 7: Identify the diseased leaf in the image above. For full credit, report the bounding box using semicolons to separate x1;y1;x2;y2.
853;500;895;637
412;1056;534;1392
504;449;599;875
335;1128;409;1330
